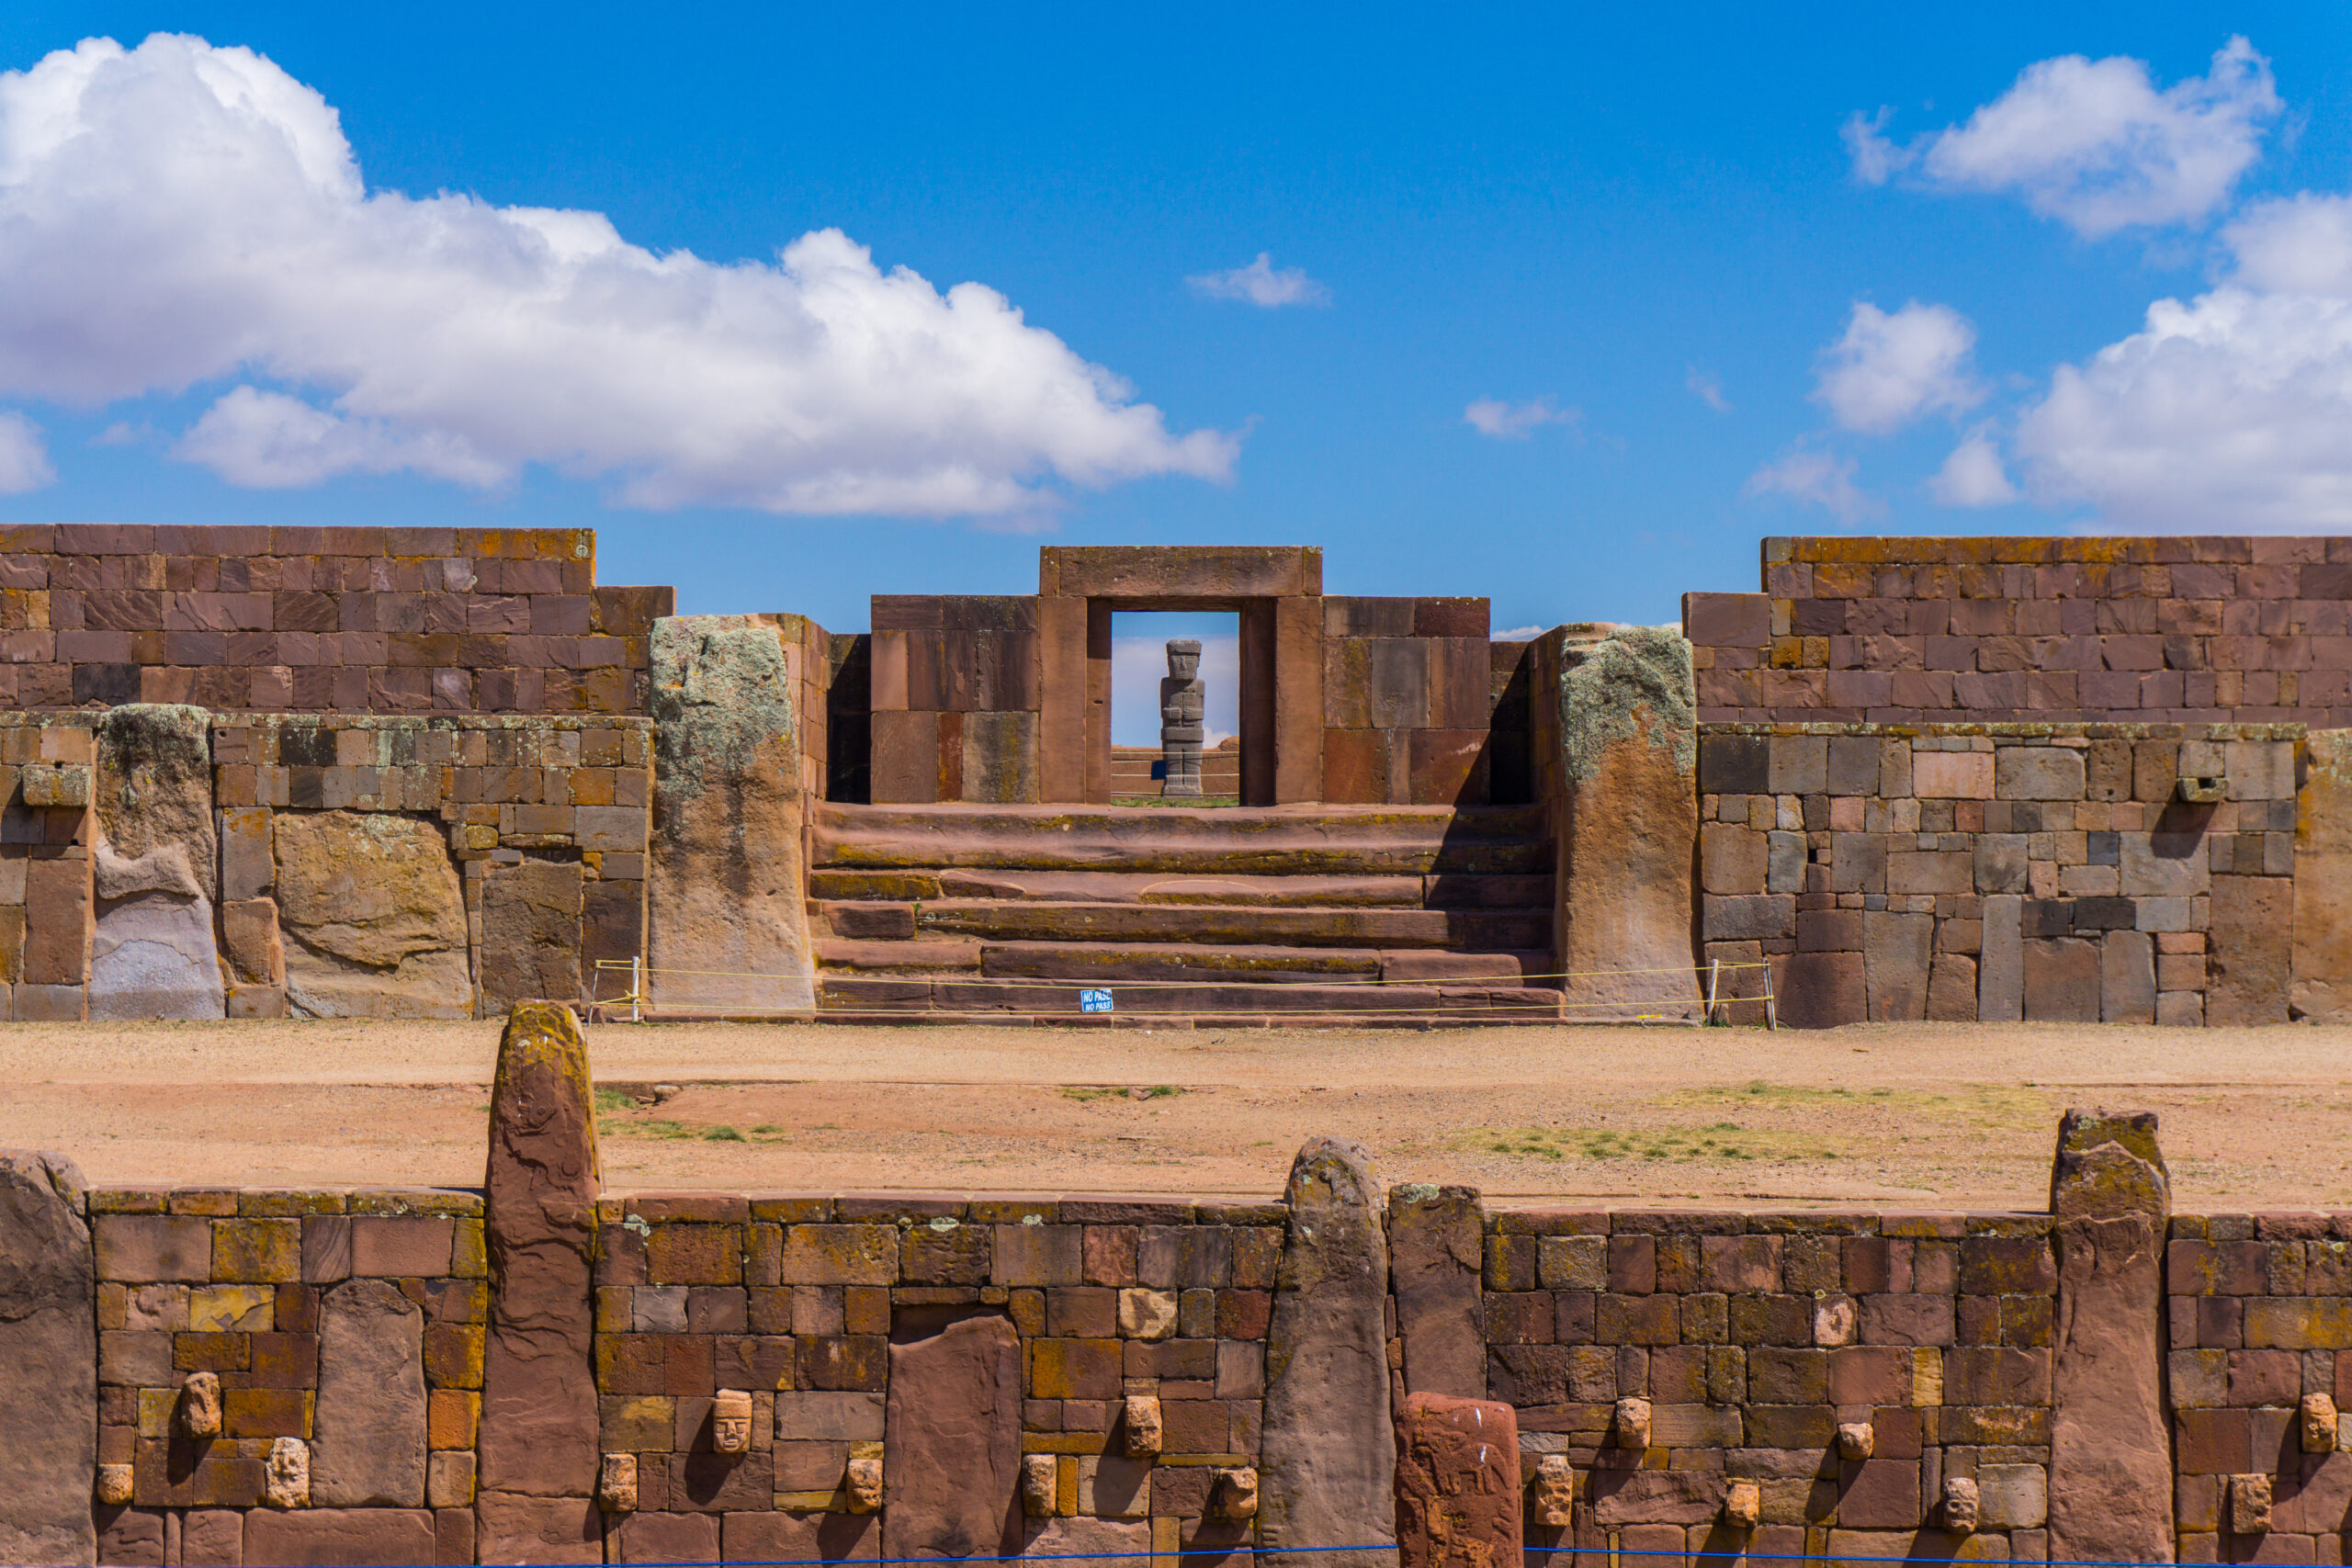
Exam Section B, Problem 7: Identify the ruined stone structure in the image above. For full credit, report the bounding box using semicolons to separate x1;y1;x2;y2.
14;524;2352;1023
0;1005;2342;1562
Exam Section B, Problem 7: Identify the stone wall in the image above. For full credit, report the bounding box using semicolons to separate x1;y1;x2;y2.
1318;597;1502;806
1695;723;2296;1028
867;596;1041;805
1689;536;2352;726
0;524;670;717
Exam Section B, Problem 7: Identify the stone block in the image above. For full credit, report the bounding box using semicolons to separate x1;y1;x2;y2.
1766;830;1806;893
221;897;286;988
480;858;584;1010
1975;835;2029;895
1700;823;1767;895
1997;747;2087;800
243;1508;437;1566
21;856;91;987
0;1152;95;1564
1386;1185;1483;1401
2023;937;2101;1023
1778;950;1863;1030
1683;592;1769;648
1767;735;1826;795
1914;750;1994;798
2101;930;2156;1024
885;1314;1020;1560
1699;734;1768;795
1394;1393;1520;1568
2210;874;2291;1026
276;812;471;1019
1926;953;1978;1021
1863;910;1930;1021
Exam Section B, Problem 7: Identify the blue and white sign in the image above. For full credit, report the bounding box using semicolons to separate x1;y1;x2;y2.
1079;988;1114;1013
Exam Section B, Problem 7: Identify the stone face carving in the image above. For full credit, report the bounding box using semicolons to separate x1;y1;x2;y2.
477;1001;603;1564
1836;1421;1874;1461
1022;1453;1057;1517
1211;1467;1259;1521
2232;1472;2273;1534
0;1150;96;1566
273;811;473;1018
1942;1475;1979;1533
95;1464;133;1506
598;1452;638;1513
265;1437;311;1509
180;1370;223;1439
2304;1393;2340;1453
1121;1394;1162;1459
649;616;817;1013
845;1451;883;1515
311;1278;427;1506
1528;1455;1574;1528
1160;639;1205;797
713;1389;753;1456
1612;1396;1651;1450
1723;1478;1761;1529
1259;1136;1395;1568
1393;1393;1521;1568
1812;1293;1857;1347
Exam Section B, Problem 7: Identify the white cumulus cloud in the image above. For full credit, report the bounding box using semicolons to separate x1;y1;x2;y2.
1847;37;2278;236
1813;301;1984;434
1185;253;1330;308
0;412;52;492
1744;449;1882;525
1462;396;1579;440
0;34;1237;514
1929;430;2019;506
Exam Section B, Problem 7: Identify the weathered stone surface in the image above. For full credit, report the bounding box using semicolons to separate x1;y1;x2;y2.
242;1507;436;1566
311;1278;427;1506
2023;936;2100;1023
265;1437;310;1509
95;705;215;900
0;1150;95;1565
275;811;471;1019
478;1001;602;1562
2211;873;2292;1026
2047;1111;2172;1565
21;857;92;989
2295;731;2352;1021
1261;1135;1396;1568
481;859;585;1012
650;617;815;1013
1553;627;1699;1020
222;897;286;987
1863;910;1930;1021
1837;1421;1874;1461
1385;1184;1484;1400
2305;1393;2340;1454
1117;1288;1175;1339
1979;894;2023;1022
1121;1393;1162;1458
1022;1452;1057;1517
1942;1474;1980;1533
883;1313;1021;1559
600;1452;638;1512
1589;1468;1723;1526
1613;1396;1651;1449
1214;1466;1261;1520
1779;950;1864;1030
1724;1478;1761;1528
1393;1393;1520;1568
2231;1472;2273;1534
2101;930;2156;1024
1528;1455;1573;1528
180;1369;221;1438
1926;953;1977;1021
90;885;223;1021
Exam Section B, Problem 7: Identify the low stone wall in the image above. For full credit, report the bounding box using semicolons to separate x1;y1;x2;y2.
1696;723;2296;1027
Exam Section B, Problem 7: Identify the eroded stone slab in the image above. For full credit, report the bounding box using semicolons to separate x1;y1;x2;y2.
275;811;471;1019
0;1150;95;1565
311;1278;427;1506
1394;1393;1520;1568
1386;1185;1484;1401
883;1313;1022;1560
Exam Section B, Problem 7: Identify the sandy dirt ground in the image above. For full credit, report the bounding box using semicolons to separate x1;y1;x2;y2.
4;1017;2348;1211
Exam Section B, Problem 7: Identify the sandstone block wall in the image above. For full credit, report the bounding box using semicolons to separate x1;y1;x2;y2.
0;525;670;717
2168;1214;2352;1558
1690;536;2352;726
90;1187;485;1565
868;596;1042;805
1696;724;2296;1028
0;716;101;1022
1318;596;1509;807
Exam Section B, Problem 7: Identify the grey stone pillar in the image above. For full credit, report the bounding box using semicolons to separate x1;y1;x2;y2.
0;1151;96;1565
1261;1136;1397;1568
2046;1111;2175;1562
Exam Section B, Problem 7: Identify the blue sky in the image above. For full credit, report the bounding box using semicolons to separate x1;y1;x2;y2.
2;6;2350;634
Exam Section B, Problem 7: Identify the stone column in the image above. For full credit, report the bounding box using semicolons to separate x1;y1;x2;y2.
649;616;816;1014
1550;627;1700;1020
0;1151;95;1565
476;1002;604;1562
2046;1111;2175;1562
1260;1136;1397;1568
1385;1185;1485;1402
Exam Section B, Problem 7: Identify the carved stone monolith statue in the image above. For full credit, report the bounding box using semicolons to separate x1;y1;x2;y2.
1160;639;1205;797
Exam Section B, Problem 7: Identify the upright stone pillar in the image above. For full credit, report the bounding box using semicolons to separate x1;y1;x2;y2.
1550;627;1700;1020
1393;1393;1521;1568
1160;639;1205;797
476;1002;603;1562
1261;1136;1397;1568
2046;1111;2174;1563
0;1151;95;1565
648;616;816;1014
90;705;223;1020
1385;1185;1485;1401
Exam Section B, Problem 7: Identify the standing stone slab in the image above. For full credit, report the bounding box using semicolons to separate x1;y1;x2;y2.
1385;1185;1484;1401
0;1151;95;1565
2046;1111;2173;1565
2294;730;2352;1021
1261;1136;1397;1568
311;1278;427;1506
1551;627;1699;1020
273;812;472;1020
2210;874;2292;1026
1862;909;1930;1021
477;1001;602;1563
1979;894;2024;1022
649;617;816;1013
883;1313;1022;1560
92;705;222;1020
1394;1393;1521;1568
479;859;586;1011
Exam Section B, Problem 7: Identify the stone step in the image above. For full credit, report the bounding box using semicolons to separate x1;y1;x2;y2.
814;900;1550;952
817;974;1564;1017
806;868;1552;908
815;941;1550;986
811;801;1549;876
812;938;982;974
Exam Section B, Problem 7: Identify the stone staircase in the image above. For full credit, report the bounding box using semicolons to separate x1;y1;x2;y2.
808;801;1561;1023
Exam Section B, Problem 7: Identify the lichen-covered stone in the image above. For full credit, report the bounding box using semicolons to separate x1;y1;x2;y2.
649;616;816;1012
95;705;215;901
0;1151;95;1564
1261;1135;1395;1568
1553;626;1700;1021
274;811;472;1018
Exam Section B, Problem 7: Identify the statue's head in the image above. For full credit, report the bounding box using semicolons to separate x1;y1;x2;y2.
1167;638;1202;680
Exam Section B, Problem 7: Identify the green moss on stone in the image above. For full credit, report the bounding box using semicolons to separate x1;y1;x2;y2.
1558;626;1696;784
